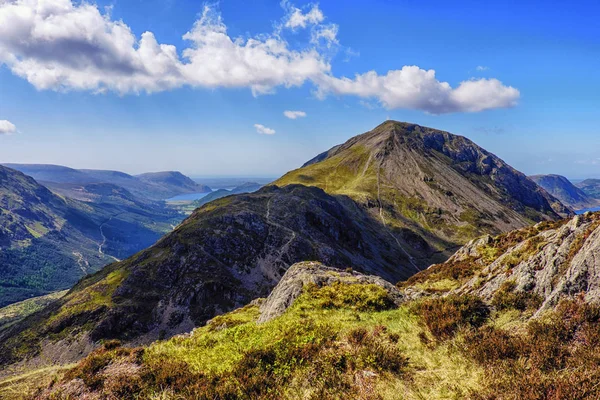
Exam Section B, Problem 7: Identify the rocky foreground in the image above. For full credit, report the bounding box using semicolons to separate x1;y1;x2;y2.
20;243;600;399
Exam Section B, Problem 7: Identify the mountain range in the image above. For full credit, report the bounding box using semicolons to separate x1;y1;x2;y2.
193;181;263;207
0;121;576;377
576;179;600;201
3;165;211;200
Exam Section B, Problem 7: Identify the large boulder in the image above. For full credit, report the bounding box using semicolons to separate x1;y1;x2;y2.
258;261;406;323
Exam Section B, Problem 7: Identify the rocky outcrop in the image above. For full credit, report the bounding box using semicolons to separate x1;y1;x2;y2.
453;212;600;313
258;261;406;323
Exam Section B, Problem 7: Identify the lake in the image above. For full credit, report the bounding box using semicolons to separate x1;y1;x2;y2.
575;206;600;215
167;192;212;201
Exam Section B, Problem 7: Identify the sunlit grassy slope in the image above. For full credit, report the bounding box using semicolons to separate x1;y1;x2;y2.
26;283;483;400
0;290;67;332
7;272;600;400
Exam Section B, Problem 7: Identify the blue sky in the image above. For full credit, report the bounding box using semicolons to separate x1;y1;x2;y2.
0;0;598;178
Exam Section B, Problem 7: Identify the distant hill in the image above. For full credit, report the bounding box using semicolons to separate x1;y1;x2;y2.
530;174;599;209
193;182;263;207
0;166;182;307
42;182;155;206
136;171;211;198
576;179;600;200
2;164;98;184
3;164;211;200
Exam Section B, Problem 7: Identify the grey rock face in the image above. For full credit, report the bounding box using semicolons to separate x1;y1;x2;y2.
454;213;600;313
258;261;406;323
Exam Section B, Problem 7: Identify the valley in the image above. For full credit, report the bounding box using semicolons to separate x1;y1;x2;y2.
0;165;213;307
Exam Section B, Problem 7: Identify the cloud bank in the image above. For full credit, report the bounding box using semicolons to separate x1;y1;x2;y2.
0;0;520;114
0;120;17;135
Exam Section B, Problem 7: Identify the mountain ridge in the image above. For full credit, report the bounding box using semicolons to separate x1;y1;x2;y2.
3;164;211;200
530;174;599;209
277;121;570;251
0;166;182;307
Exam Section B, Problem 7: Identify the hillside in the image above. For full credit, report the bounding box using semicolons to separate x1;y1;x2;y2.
3;164;211;200
0;121;573;370
1;164;98;184
530;174;599;209
576;179;600;201
0;166;181;307
11;253;600;399
136;171;211;198
276;121;569;255
0;184;425;366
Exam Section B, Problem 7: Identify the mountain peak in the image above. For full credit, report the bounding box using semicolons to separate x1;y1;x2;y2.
278;121;570;262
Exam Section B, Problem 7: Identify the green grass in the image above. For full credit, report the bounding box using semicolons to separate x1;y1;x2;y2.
23;278;600;400
34;283;484;399
0;364;75;400
275;144;377;200
0;290;67;331
45;267;128;330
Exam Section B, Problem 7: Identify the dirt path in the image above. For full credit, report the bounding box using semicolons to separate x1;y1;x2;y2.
72;251;90;274
265;196;297;264
376;161;422;273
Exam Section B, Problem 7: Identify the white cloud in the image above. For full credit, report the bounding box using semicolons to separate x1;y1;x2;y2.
0;0;521;114
283;4;324;29
476;66;489;71
0;120;17;135
283;110;307;119
311;24;338;47
316;66;520;114
254;124;276;135
0;1;329;95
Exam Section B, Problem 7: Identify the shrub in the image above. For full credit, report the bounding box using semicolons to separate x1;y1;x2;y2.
414;295;489;340
491;281;543;311
308;282;396;312
463;326;524;364
467;298;600;400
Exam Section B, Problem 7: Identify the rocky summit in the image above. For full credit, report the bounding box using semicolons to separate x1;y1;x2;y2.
404;211;600;315
277;121;570;261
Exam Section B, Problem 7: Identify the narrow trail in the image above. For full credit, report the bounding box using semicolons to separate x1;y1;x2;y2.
98;215;121;262
376;161;422;273
265;196;297;264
